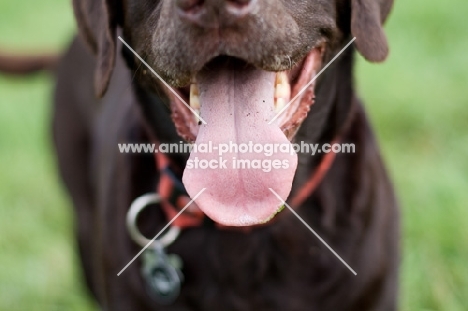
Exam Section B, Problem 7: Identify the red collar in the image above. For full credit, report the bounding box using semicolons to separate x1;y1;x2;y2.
154;143;337;230
155;151;206;228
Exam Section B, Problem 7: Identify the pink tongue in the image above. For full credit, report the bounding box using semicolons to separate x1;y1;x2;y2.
182;64;298;226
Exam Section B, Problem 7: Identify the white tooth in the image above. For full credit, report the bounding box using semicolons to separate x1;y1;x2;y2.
190;84;200;109
276;72;288;85
283;82;291;100
190;95;200;110
275;83;290;100
275;98;285;113
275;83;282;99
190;83;199;96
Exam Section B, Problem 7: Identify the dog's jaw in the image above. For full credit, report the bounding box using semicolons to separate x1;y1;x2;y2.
156;47;323;226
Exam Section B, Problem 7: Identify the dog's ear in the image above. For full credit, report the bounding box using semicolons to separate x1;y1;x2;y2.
351;0;394;62
73;0;120;98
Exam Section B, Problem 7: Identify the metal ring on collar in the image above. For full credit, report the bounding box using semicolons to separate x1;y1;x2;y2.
126;193;181;249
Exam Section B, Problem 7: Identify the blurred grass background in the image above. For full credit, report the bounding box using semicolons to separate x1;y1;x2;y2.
0;0;466;310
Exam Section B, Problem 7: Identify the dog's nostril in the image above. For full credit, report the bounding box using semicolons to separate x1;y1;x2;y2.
176;0;204;13
176;0;255;27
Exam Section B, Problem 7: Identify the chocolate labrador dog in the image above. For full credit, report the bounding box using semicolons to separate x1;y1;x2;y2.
3;0;400;310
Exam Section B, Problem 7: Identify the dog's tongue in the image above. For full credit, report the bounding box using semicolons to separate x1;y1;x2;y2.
182;63;297;226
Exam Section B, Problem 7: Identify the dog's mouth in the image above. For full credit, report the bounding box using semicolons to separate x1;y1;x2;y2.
168;48;323;141
162;47;323;226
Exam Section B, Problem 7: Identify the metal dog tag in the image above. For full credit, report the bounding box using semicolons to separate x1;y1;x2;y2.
141;243;184;305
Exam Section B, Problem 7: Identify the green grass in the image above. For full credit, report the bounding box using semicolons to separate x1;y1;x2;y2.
0;1;95;310
357;0;468;309
0;1;467;310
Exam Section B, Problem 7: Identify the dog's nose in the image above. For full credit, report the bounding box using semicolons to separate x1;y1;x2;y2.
176;0;257;27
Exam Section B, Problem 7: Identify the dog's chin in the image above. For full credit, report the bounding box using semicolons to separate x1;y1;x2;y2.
166;47;324;143
157;47;323;227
